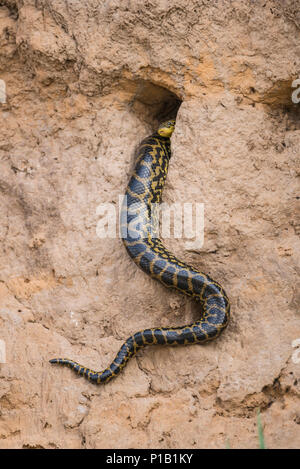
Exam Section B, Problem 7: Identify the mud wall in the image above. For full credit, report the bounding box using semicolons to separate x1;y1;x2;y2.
0;0;299;448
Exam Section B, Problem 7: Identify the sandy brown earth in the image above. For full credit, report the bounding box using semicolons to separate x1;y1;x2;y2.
0;0;299;449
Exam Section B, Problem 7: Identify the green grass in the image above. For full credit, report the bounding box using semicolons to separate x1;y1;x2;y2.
257;408;266;449
225;408;266;449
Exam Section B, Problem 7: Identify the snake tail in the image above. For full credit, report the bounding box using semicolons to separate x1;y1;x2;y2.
50;119;230;384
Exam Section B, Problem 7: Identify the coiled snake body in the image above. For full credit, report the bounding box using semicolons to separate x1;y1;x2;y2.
50;120;230;384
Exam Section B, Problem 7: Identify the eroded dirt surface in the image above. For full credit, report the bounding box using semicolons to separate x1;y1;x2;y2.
0;0;299;448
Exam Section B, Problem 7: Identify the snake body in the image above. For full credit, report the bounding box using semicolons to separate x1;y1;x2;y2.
50;120;230;384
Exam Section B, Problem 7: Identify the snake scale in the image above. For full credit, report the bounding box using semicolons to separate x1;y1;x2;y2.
50;120;230;384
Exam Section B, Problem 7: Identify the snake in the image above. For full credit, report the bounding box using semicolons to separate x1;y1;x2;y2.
50;119;230;384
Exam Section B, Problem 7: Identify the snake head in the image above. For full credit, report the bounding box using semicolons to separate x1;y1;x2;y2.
157;119;176;138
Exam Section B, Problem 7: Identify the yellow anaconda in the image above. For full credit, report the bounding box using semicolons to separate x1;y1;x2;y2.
50;120;230;384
